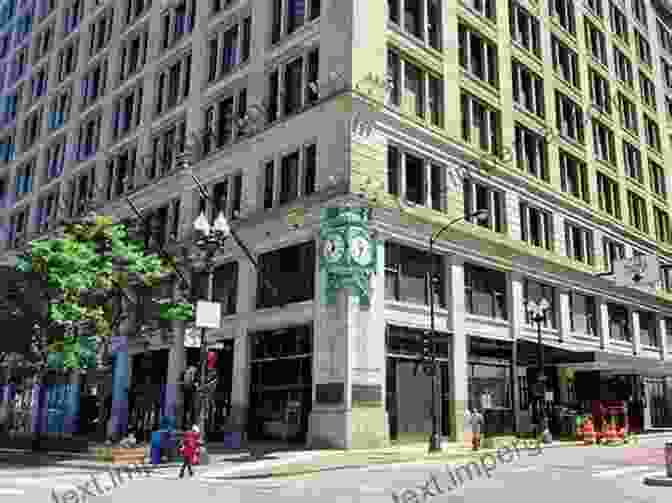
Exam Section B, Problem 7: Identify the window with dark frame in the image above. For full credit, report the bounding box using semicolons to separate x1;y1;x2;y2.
384;242;444;307
464;263;507;319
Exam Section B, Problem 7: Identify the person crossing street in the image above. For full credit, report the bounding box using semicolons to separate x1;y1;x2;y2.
179;425;203;478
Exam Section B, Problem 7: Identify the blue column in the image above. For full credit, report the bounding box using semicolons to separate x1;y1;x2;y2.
110;336;129;438
161;383;177;431
63;374;81;435
31;383;47;434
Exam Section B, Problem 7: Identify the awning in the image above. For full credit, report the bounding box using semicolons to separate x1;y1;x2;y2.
555;350;672;376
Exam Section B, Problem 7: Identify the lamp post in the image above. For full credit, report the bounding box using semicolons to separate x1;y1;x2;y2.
191;209;230;465
425;208;489;453
525;298;552;443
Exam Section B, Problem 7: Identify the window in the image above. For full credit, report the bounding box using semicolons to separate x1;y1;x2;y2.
36;189;59;234
591;119;616;165
634;31;651;66
667;97;672;120
585;20;608;66
119;28;149;83
89;8;114;57
613;47;633;88
524;279;556;328
0;134;16;165
263;143;316;209
639;311;658;347
271;0;321;44
644;115;661;152
512;60;545;118
602;237;625;271
627;190;648;233
387;0;442;49
161;0;195;50
463;0;495;20
587;0;603;18
597;172;621;219
384;242;444;306
513;123;548;180
639;72;656;109
610;2;628;43
663;59;672;90
560;150;589;202
463;178;505;232
81;59;109;110
45;138;65;181
57;41;78;82
464;264;507;319
10;48;27;84
659;19;672;56
569;293;597;336
520;202;553;250
48;86;72;130
608;304;629;341
202;89;248;155
15;159;35;200
124;0;151;27
555;91;585;144
155;52;191;116
549;0;576;34
650;160;666;199
0;89;20;126
147;120;187;180
77;113;102;161
461;91;501;155
257;242;315;309
207;18;251;82
30;63;49;101
565;221;594;264
104;144;137;200
632;0;646;28
135;199;181;250
623;142;642;182
458;24;498;88
509;1;541;57
23;108;43;150
198;172;244;222
654;207;672;244
551;35;580;88
35;0;56;22
193;262;239;316
267;47;320;122
387;145;447;211
8;208;29;248
589;68;611;114
33;23;54;63
63;0;83;35
112;84;143;140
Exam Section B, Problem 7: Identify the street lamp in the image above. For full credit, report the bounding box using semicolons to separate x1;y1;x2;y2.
525;297;552;443
192;208;231;465
424;208;489;453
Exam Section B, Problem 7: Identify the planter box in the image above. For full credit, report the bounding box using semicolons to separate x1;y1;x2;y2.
97;447;147;465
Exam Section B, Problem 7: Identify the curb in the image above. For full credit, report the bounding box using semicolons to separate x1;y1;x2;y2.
643;473;672;487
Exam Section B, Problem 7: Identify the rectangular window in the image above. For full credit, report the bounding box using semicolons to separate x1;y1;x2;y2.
458;24;498;88
663;59;672;90
639;311;658;347
644;116;661;152
63;0;83;34
36;189;59;234
585;20;608;66
104;144;137;200
267;47;320;121
113;84;143;140
592;119;617;166
49;86;72;130
602;237;625;272
510;1;541;58
633;0;647;27
520;202;553;250
264;143;317;209
549;0;576;34
654;207;671;244
461;91;501;155
160;0;195;50
387;145;446;211
57;41;78;82
198;172;243;222
589;68;611;115
597;172;621;219
614;47;634;88
650;160;666;199
551;35;580;88
8;208;29;248
555;91;585;144
155;52;191;116
77;114;102;161
623;142;642;182
124;0;151;27
384;242;444;306
463;178;505;232
559;150;589;202
569;293;597;336
14;159;35;200
464;263;507;319
565;221;594;264
618;93;638;135
0;134;16;165
81;59;109;110
639;71;656;109
513;123;548;180
23;107;43;150
627;190;648;233
33;22;54;63
635;31;651;67
257;242;315;308
148;120;187;180
610;2;629;44
45;138;65;180
136;199;181;250
89;8;114;57
524;279;556;328
271;0;321;43
464;0;496;21
118;28;149;83
587;0;603;18
608;303;630;342
511;60;545;118
30;63;49;101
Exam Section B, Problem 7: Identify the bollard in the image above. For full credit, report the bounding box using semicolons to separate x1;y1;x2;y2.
666;442;672;478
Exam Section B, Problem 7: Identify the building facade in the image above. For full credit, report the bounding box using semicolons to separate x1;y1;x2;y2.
2;0;672;447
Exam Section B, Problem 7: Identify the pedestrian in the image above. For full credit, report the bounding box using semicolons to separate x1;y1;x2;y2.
179;425;202;478
464;408;472;448
471;408;484;451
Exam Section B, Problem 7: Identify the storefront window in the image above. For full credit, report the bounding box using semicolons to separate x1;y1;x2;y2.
608;303;630;342
468;363;511;410
569;292;596;336
524;279;556;328
385;242;444;306
257;242;315;308
639;311;658;347
464;263;507;319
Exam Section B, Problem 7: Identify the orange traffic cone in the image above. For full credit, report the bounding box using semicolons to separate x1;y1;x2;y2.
583;419;595;445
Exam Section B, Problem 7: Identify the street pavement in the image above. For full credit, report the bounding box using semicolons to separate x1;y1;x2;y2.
2;436;672;502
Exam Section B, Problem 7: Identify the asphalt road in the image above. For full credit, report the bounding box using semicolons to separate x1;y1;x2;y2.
2;437;672;502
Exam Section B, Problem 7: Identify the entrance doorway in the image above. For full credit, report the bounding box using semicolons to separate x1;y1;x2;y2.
248;325;312;443
646;378;669;428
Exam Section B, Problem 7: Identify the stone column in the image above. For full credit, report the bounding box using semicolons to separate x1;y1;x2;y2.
632;310;641;356
164;321;185;431
109;335;129;440
597;297;610;350
508;271;525;434
446;255;467;443
63;370;81;436
659;316;668;360
558;289;571;344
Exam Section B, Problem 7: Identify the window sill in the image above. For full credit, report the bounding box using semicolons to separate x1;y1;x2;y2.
386;22;443;58
609;339;633;349
269;17;321;52
510;39;543;65
460;68;499;96
569;331;600;342
207;61;251;89
464;314;509;327
548;18;577;42
385;300;449;316
459;1;497;27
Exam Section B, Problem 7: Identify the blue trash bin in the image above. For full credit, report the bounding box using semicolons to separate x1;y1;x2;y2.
151;431;162;465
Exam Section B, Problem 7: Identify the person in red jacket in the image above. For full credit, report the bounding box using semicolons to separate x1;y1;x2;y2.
179;425;202;478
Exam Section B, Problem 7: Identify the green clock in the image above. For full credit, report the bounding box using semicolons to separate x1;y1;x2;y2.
322;233;346;264
348;229;373;267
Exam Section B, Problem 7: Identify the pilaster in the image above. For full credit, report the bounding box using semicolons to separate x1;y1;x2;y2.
658;315;667;360
632;310;641;356
508;271;524;434
597;297;610;350
558;289;571;344
447;254;466;442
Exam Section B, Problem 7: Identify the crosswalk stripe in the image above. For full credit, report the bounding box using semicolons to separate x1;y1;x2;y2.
593;466;657;478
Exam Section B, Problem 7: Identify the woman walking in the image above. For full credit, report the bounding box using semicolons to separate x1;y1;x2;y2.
179;425;202;478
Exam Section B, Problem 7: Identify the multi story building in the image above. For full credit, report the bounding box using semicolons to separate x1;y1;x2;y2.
2;0;672;448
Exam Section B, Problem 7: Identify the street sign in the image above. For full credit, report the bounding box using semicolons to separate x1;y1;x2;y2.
196;301;221;328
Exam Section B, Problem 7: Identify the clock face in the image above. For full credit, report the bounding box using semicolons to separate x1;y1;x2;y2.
322;234;345;263
350;234;372;266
